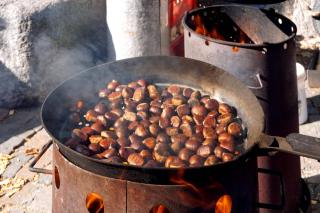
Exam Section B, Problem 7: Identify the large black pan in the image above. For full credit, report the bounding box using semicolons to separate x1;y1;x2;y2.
40;56;320;184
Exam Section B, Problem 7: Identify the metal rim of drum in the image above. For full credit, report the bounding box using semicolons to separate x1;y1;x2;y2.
182;4;297;48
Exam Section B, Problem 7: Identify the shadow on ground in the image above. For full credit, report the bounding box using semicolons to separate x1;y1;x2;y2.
0;106;41;144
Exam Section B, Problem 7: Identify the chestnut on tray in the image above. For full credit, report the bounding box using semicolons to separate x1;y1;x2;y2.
65;79;247;168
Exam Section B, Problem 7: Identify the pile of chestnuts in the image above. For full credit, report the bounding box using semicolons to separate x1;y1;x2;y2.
65;79;246;168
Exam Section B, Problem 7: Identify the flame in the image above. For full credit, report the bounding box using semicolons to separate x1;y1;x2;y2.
215;195;232;213
192;13;252;45
239;31;246;44
86;193;104;213
150;204;170;213
194;15;208;36
170;169;232;212
232;46;239;53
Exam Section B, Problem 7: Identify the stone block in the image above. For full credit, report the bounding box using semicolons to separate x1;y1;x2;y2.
0;0;109;108
2;150;33;178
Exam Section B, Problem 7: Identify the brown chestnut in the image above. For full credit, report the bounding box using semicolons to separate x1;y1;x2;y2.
133;87;146;103
171;116;181;128
171;141;185;154
197;145;213;158
88;143;102;154
85;110;98;122
203;116;216;128
140;149;152;161
214;146;223;158
91;122;104;133
190;91;201;99
227;122;242;137
217;113;233;125
117;137;130;147
180;123;193;137
101;130;117;139
159;117;170;129
165;127;179;136
171;95;186;106
178;148;194;162
161;106;174;119
142;137;156;150
94;103;108;114
72;128;88;141
218;103;232;114
108;91;122;101
191;105;207;117
107;80;120;91
98;88;111;98
89;135;103;144
204;155;219;166
136;103;149;111
185;138;201;152
123;111;137;122
204;99;219;111
176;104;190;117
135;124;148;138
104;111;120;122
189;155;204;167
182;87;194;98
167;85;181;96
101;148;117;158
128;153;145;166
122;87;134;99
156;133;170;144
171;134;187;144
222;152;234;162
149;123;160;136
147;85;160;100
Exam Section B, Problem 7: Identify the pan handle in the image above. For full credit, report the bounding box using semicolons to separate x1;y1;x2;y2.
29;141;53;174
258;133;320;160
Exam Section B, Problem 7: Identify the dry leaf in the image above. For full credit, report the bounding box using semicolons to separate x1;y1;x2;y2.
25;148;39;155
0;177;27;198
0;154;11;176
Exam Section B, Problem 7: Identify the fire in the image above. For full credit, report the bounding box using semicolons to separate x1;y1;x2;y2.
150;204;170;213
192;13;251;45
215;195;232;213
170;169;232;212
86;192;104;213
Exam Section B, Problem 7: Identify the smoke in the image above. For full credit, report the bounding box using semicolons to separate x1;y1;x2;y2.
32;33;106;99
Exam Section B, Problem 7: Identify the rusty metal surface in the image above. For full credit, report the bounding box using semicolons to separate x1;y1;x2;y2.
53;142;258;213
127;155;258;213
52;144;127;213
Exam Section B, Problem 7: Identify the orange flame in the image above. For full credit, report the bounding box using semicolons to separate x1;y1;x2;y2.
194;14;225;40
193;14;252;45
216;195;232;213
170;169;232;212
86;193;104;213
150;204;170;213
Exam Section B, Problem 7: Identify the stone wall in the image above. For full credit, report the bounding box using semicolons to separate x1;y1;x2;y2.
0;0;110;108
273;0;319;44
